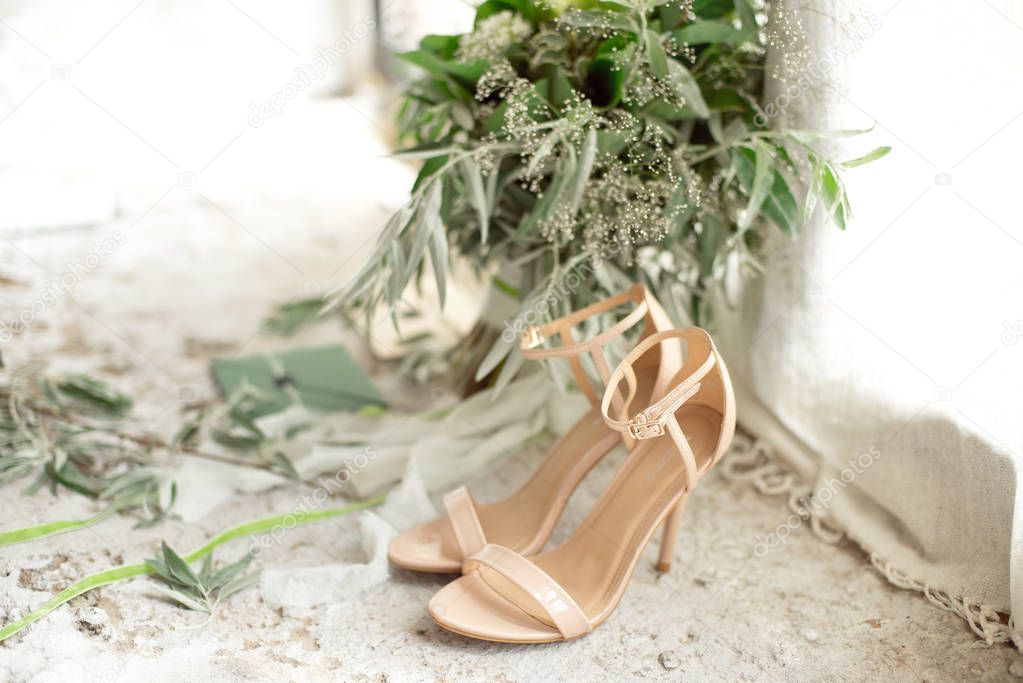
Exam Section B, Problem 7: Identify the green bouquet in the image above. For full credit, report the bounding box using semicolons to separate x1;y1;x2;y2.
327;0;886;390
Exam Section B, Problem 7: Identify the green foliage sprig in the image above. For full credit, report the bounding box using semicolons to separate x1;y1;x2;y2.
146;542;259;616
327;0;887;385
0;367;306;530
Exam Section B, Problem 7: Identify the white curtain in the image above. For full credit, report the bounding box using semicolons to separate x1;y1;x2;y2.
721;0;1023;648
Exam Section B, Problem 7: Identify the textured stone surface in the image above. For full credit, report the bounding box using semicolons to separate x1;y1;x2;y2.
0;197;1018;680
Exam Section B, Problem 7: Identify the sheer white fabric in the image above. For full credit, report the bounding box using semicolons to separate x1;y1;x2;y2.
720;0;1023;648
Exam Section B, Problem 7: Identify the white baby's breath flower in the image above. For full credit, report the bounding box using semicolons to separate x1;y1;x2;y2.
456;11;533;63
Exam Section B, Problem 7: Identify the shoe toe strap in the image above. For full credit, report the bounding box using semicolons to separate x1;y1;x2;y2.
463;544;592;639
442;486;487;559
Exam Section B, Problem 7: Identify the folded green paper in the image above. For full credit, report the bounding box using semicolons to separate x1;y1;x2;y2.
211;345;385;417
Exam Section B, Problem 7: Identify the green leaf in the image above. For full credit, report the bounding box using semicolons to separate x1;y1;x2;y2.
172;418;202;449
596;130;629;156
517;155;573;239
490;275;520;299
144;558;178;584
397;51;487;91
475;0;548;25
673;21;748;45
699;213;726;279
559;9;637;33
641;98;692;122
451;102;474;130
769;141;798;173
219;569;260;599
704;88;746;112
665;169;696;234
427;213;449;308
476;330;516;381
460;158;490;243
534;65;575;108
841;145;891;168
200;553;214;582
526;132;559;178
740;141;773;230
411;154;449;193
816;160;851;229
801;160;821;224
207;553;254;591
667;60;709;118
270;452;300;480
418;34;460;60
658;2;685;29
52;375;133;416
392;144;460;161
646;30;669;79
693;0;733;19
569;128;598;214
152;584;208;612
594;32;636;59
733;0;757;32
161;541;201;586
483;100;509;134
491;343;524;395
485;158;501;208
0;505;117;546
404;181;443;285
733;146;799;236
45;462;97;498
263;297;327;337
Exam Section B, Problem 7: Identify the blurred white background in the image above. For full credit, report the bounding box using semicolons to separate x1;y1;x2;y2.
0;0;476;401
2;0;389;232
0;0;477;235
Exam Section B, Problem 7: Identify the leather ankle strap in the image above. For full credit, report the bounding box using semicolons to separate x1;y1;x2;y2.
600;328;716;435
600;328;717;487
517;284;656;408
519;286;649;360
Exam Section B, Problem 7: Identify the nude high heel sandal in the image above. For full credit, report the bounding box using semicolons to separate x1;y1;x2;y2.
427;327;735;642
387;284;681;573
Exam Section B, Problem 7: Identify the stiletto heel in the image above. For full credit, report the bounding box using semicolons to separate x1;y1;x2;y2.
429;326;735;642
388;284;680;573
656;495;687;572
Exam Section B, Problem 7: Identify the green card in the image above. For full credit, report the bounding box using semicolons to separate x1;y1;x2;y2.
210;345;385;417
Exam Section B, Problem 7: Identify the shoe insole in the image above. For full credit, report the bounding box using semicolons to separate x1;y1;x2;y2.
530;403;724;621
473;365;662;552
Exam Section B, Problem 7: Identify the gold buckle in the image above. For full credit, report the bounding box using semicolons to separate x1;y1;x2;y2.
522;326;544;349
627;418;665;440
